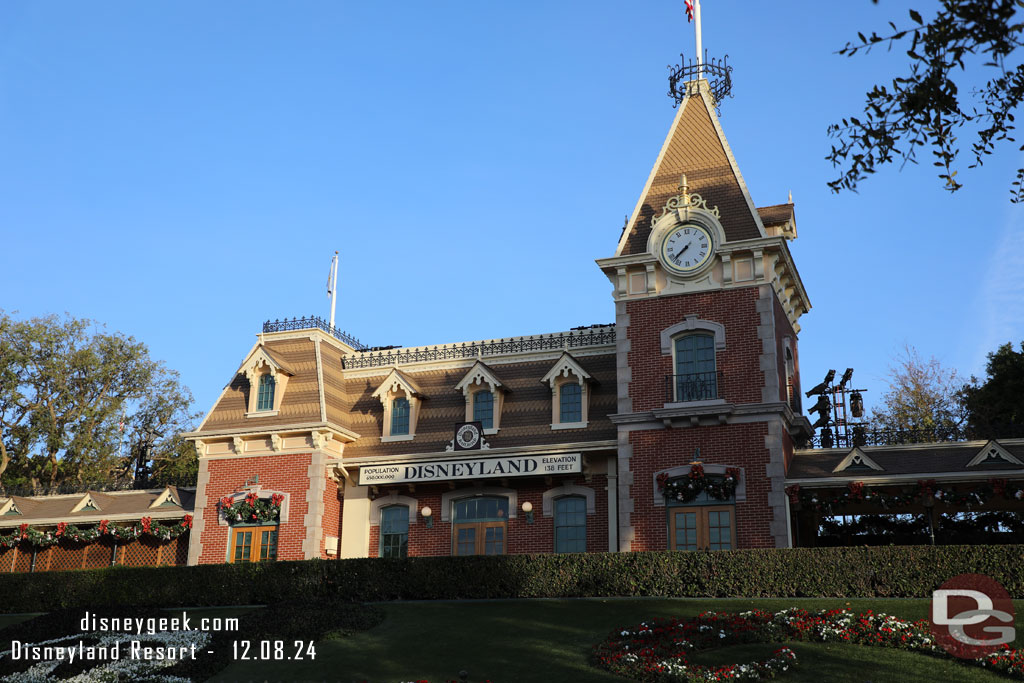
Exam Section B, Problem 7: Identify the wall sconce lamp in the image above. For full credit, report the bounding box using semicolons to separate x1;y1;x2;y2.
522;501;534;524
421;506;433;528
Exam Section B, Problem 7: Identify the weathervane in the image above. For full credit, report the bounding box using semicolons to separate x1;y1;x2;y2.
668;0;733;109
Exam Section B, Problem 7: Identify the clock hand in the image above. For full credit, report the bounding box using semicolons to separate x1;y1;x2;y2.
676;243;690;259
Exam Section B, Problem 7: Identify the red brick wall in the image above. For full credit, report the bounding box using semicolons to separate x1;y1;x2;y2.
321;481;342;559
366;475;609;557
198;454;313;564
626;288;763;411
627;423;775;550
773;292;801;404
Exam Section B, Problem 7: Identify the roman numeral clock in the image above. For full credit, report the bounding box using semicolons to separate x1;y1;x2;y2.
647;174;724;286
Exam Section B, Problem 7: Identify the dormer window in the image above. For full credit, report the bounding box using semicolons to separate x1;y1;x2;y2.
238;345;294;418
473;390;494;430
0;499;21;516
559;383;582;423
391;397;410;436
372;370;425;442
542;353;593;430
257;375;276;411
455;362;506;435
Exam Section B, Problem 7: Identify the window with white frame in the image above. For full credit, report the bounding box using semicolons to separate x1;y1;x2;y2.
660;316;725;405
542;353;592;429
239;346;292;417
455;362;505;434
372;369;424;442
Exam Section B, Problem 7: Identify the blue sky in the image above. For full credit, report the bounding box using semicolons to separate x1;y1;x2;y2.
2;1;1022;420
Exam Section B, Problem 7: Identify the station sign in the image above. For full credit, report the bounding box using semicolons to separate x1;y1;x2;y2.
358;453;581;486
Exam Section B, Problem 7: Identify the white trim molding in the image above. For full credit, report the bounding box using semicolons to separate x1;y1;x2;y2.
832;448;884;474
149;487;181;509
543;352;593;430
456;361;506;434
967;440;1024;468
660;315;726;355
542;484;596;517
372;369;425;442
369;492;420;526
239;345;294;416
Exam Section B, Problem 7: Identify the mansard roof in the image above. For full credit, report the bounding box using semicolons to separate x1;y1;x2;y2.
616;79;765;257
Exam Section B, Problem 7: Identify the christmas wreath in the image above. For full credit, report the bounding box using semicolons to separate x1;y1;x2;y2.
657;465;740;503
220;492;284;524
0;515;193;550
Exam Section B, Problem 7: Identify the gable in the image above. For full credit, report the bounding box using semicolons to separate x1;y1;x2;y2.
832;448;883;474
967;441;1024;468
616;81;765;257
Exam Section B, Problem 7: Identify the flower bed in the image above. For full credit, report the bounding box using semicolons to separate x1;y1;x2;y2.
593;609;1024;681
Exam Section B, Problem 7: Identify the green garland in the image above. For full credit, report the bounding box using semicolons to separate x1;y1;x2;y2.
220;492;284;524
786;478;1024;513
657;464;741;503
0;515;193;550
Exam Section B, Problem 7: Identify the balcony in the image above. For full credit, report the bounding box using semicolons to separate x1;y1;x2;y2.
665;371;721;404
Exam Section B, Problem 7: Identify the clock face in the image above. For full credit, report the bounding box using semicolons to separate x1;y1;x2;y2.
456;423;481;449
661;225;714;274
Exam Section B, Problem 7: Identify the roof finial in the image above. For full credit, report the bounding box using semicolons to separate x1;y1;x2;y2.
788;190;793;204
679;173;690;202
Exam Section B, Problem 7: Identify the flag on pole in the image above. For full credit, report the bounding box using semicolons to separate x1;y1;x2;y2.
327;254;336;297
685;0;694;22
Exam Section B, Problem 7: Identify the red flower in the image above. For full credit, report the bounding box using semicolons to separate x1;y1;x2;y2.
688;463;705;480
18;523;28;539
99;519;109;534
271;493;284;506
182;514;193;528
848;481;865;500
220;496;234;509
141;517;152;533
56;522;67;537
245;492;258;507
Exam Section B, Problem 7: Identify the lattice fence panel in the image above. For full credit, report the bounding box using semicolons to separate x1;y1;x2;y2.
0;547;15;572
122;538;160;567
49;544;87;572
33;546;53;572
83;541;115;570
158;534;190;566
13;545;33;573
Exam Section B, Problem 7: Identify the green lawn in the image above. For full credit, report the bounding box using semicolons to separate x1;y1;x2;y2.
214;598;1024;683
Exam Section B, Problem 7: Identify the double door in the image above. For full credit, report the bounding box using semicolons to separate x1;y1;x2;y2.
454;522;505;555
669;505;735;551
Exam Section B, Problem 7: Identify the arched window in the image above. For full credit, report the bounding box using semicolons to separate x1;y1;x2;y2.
473;389;494;430
380;505;409;558
453;496;508;556
559;383;582;423
256;375;276;411
554;496;586;553
391;397;410;436
673;333;717;401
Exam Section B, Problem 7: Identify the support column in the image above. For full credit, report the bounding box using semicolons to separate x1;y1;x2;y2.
340;484;371;558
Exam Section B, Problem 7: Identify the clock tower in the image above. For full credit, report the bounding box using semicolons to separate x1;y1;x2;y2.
596;73;812;551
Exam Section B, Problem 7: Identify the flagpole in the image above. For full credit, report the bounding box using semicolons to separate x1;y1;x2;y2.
328;251;339;330
694;0;703;80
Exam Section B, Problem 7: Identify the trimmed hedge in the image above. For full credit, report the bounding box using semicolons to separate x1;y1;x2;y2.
0;545;1022;613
